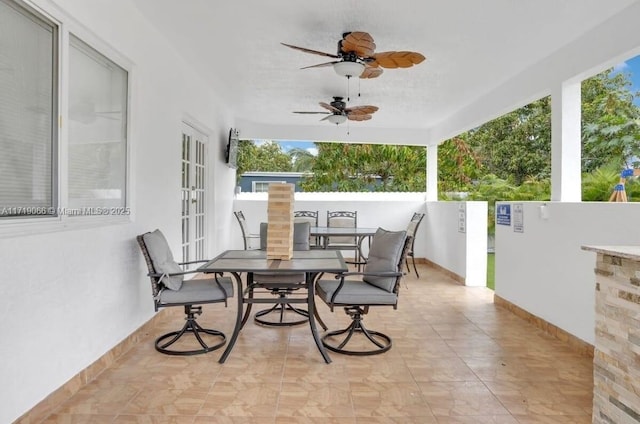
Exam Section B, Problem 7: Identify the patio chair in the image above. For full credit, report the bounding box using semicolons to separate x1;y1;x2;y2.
294;210;320;248
316;228;411;355
251;221;311;326
326;210;362;267
406;212;425;277
234;210;260;250
137;229;233;355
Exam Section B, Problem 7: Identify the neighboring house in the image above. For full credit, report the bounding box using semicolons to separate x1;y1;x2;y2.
239;171;306;192
239;171;387;192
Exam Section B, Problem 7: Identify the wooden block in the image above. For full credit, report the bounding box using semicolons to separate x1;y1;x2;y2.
266;183;294;260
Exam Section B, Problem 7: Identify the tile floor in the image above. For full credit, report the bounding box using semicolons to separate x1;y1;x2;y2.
41;265;594;423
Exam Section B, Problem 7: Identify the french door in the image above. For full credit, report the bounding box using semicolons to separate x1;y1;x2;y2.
181;123;207;264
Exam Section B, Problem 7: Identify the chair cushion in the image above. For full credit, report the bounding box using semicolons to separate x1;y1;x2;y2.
256;222;309;286
259;221;311;251
363;228;407;292
142;229;184;291
317;279;398;305
294;216;319;246
327;217;356;245
158;276;234;305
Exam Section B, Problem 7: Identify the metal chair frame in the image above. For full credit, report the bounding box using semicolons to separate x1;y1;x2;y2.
251;222;311;327
233;210;260;250
406;212;425;278
319;234;413;356
326;210;362;267
137;232;230;356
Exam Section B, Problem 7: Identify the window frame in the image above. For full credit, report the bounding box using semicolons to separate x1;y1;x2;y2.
0;0;133;238
252;181;287;193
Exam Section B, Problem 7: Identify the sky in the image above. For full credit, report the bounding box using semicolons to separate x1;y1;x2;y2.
613;54;640;106
278;140;318;155
272;54;640;154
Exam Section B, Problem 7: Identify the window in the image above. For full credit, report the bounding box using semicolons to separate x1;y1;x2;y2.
0;0;129;224
68;35;127;209
0;0;57;217
252;181;286;193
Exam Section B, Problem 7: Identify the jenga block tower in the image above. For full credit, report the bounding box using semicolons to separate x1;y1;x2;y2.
266;183;294;260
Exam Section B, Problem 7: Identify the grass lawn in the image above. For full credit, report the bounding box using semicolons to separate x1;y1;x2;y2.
487;252;495;290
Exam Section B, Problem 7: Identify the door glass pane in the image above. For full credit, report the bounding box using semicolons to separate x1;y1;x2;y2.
194;139;205;260
181;133;190;262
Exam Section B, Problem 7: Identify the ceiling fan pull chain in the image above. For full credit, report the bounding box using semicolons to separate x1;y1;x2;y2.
346;76;351;102
358;78;361;97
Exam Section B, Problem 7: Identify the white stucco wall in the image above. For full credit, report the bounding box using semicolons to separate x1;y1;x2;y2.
233;192;428;255
495;201;640;345
424;201;488;286
0;1;236;422
233;196;487;286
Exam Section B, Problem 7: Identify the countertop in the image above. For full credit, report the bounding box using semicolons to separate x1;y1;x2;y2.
581;245;640;260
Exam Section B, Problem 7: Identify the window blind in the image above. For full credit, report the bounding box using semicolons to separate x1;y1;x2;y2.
0;0;56;216
68;34;127;209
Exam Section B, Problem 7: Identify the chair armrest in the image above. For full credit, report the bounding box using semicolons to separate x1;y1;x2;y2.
327;271;402;306
178;259;209;265
147;269;223;278
336;271;403;279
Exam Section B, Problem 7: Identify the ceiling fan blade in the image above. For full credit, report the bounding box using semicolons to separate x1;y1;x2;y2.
281;42;340;58
319;102;341;113
341;32;376;57
293;111;330;115
371;51;426;69
300;61;339;69
360;67;383;79
345;105;379;115
348;114;372;121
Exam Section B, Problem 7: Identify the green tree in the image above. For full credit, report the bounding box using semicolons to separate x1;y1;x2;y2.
288;147;316;172
582;69;640;172
463;97;552;186
581;161;640;202
582;162;621;201
438;136;483;192
300;143;426;192
236;140;292;183
235;139;258;182
439;67;640;198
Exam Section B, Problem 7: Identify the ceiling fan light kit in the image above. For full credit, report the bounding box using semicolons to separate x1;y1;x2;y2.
333;60;365;78
326;114;348;125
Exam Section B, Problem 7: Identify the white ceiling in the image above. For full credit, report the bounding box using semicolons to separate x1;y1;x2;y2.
130;0;640;145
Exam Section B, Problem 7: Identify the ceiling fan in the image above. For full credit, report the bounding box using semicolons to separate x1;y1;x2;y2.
293;96;378;125
282;31;425;79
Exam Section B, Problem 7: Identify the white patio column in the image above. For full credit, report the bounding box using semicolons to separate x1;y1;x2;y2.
426;144;438;201
551;81;582;201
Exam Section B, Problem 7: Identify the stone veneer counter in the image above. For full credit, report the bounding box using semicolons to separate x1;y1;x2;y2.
582;245;640;424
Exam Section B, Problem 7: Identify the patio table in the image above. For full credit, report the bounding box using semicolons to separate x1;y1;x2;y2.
199;249;348;364
310;226;379;268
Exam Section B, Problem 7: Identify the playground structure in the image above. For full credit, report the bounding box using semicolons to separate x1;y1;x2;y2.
609;168;640;202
